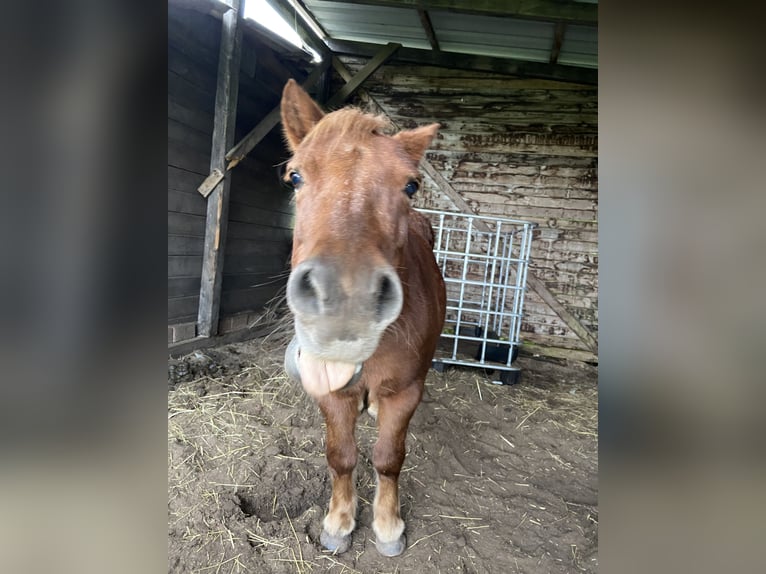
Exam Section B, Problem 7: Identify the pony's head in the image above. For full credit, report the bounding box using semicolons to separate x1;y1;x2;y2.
280;80;438;396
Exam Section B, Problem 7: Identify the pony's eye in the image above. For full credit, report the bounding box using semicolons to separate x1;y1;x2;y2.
403;180;419;198
289;171;303;189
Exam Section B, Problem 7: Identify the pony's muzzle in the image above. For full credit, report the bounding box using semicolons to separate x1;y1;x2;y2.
287;258;404;333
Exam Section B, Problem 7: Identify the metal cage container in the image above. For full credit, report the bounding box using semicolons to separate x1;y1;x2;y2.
417;208;536;385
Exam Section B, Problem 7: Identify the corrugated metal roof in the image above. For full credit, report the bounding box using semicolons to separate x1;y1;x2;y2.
428;11;555;63
299;0;596;73
306;1;430;49
558;24;598;68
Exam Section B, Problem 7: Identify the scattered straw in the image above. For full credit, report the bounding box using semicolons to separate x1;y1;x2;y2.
409;529;443;549
515;405;541;429
283;504;306;574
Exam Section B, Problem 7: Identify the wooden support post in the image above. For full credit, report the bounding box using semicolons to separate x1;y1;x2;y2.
330;56;598;353
197;0;243;338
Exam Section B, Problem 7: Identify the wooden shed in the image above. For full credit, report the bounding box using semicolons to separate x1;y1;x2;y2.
168;0;598;363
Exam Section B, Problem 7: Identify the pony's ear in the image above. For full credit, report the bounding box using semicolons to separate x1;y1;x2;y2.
280;79;325;151
393;123;440;164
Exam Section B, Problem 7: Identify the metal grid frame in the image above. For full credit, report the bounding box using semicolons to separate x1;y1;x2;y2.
417;208;536;382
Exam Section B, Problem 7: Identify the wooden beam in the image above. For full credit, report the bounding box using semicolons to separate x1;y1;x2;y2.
197;0;243;338
168;323;277;357
330;57;598;353
550;21;566;64
325;42;401;108
312;0;598;25
327;39;597;85
224;58;331;166
417;9;440;51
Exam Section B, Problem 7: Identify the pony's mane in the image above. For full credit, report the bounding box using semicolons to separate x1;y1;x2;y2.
310;108;392;142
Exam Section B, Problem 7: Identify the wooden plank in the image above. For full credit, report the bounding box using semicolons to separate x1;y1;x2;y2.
330;57;598;353
169;165;210;194
227;201;294;227
168;323;277;356
168;45;217;96
168;212;206;236
224;238;290;256
229;167;294;214
197;168;224;197
198;0;243;337
169;276;202;299
417;9;440;51
169;295;200;322
326;42;401;108
327;39;597;85
221;271;289;291
519;342;597;364
168;118;211;153
220;285;285;315
168;95;214;135
168;189;207;216
168;71;215;116
168;138;211;175
313;0;598;24
169;255;203;278
338;57;595;92
168;15;220;71
224;58;331;166
223;253;290;274
226;221;294;242
168;235;205;256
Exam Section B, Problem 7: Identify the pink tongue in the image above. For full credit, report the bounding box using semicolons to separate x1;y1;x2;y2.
297;350;357;398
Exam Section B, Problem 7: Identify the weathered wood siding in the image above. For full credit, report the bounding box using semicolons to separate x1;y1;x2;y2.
339;59;598;353
168;6;303;330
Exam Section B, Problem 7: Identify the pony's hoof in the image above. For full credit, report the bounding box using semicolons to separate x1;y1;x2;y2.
375;534;406;557
320;530;351;554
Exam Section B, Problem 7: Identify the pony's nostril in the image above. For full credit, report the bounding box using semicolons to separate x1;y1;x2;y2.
299;269;314;298
376;276;392;317
375;272;402;324
288;265;321;315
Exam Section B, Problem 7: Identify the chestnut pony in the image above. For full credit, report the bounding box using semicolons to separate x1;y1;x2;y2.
280;80;446;557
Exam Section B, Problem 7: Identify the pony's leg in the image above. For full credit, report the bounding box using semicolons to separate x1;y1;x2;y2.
317;393;359;554
371;382;422;557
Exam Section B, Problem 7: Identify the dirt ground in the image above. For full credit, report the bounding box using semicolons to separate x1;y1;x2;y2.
168;337;598;574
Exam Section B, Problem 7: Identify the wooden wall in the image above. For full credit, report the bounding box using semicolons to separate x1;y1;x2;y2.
168;5;304;332
339;59;598;356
